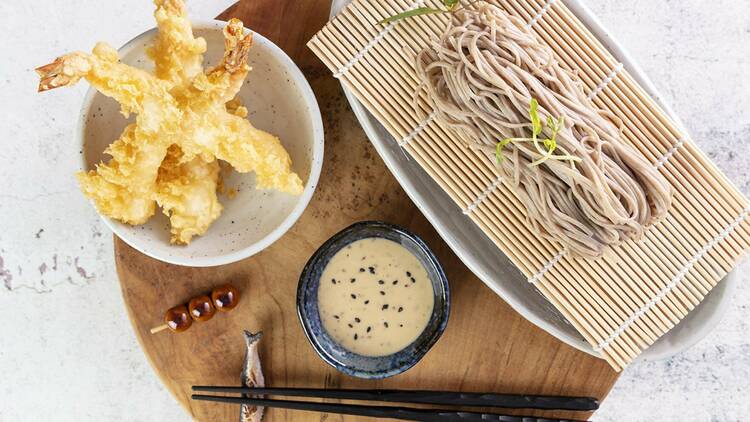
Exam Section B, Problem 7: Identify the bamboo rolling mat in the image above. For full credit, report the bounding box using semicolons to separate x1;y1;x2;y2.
308;0;750;370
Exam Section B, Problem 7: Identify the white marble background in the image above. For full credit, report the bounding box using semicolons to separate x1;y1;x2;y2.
0;0;747;421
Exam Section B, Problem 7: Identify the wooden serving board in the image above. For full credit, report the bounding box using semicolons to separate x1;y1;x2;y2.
114;1;619;420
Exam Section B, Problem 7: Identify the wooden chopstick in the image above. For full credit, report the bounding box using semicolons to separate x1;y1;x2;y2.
191;394;586;421
191;386;598;411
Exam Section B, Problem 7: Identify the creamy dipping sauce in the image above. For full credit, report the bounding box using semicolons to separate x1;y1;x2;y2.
317;238;435;356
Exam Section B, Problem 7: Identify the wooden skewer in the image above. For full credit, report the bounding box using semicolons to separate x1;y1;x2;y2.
150;324;169;334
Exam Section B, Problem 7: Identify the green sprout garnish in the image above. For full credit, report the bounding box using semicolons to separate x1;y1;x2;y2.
495;99;581;167
380;0;466;24
530;98;542;140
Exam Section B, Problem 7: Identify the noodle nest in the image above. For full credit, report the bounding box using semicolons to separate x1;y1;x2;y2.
415;3;672;258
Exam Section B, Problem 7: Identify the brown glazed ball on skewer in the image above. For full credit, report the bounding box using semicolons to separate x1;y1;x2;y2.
188;295;216;322
149;284;241;334
212;284;241;312
164;305;192;332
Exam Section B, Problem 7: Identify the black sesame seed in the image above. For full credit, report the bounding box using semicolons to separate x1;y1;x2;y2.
368;267;375;274
333;315;340;320
348;323;353;328
364;300;370;305
406;271;412;277
382;304;389;310
354;317;361;323
354;333;358;340
359;268;365;272
410;277;416;283
378;280;385;285
398;307;404;312
399;324;404;328
384;322;389;328
379;291;385;295
331;279;336;285
366;326;371;333
392;280;398;285
350;278;356;283
351;294;357;299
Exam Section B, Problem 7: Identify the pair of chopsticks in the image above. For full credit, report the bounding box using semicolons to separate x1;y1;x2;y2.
191;386;598;421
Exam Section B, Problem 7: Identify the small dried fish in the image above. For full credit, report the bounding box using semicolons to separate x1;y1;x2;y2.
239;330;265;422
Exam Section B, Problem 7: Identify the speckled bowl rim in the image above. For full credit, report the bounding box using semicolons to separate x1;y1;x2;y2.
297;221;450;379
75;20;324;267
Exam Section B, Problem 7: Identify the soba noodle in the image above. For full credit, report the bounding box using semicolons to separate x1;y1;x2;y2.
415;3;672;258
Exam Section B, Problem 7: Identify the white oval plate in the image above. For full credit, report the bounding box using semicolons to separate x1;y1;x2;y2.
329;0;735;359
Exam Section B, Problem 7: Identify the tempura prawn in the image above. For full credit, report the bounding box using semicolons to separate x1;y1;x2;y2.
36;43;181;224
173;19;304;194
149;0;222;243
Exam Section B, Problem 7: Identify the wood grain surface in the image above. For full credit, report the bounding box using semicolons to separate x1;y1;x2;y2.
115;1;619;420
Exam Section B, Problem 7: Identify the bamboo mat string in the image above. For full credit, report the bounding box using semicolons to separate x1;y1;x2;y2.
528;251;567;284
463;176;504;214
333;0;425;78
526;0;558;28
587;63;624;100
594;206;750;352
655;138;686;169
399;110;438;147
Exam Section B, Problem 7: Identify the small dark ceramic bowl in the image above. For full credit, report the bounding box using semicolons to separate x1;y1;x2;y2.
297;221;450;379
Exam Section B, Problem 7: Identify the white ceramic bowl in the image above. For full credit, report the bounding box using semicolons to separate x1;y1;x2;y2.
78;20;324;267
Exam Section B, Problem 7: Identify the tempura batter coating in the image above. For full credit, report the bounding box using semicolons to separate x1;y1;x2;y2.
147;0;207;87
157;145;222;244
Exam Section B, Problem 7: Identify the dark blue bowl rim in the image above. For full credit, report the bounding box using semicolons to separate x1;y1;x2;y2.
296;220;450;379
